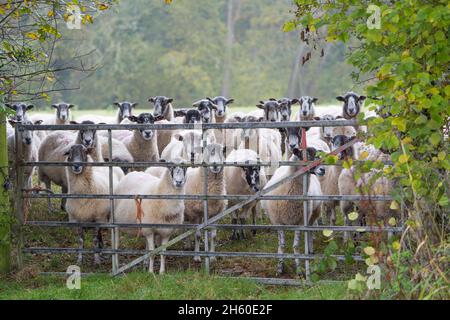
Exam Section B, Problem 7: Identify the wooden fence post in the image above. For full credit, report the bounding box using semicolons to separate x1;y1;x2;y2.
0;111;11;274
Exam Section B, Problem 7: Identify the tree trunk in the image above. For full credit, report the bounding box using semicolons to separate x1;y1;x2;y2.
221;0;240;97
0;112;11;274
287;44;306;97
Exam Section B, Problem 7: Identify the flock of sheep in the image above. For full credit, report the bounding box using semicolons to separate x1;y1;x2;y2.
5;91;396;275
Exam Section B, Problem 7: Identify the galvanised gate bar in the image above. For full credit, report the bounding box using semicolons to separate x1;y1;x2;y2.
13;119;403;285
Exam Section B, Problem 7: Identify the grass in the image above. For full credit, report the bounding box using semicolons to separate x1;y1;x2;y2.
0;272;348;300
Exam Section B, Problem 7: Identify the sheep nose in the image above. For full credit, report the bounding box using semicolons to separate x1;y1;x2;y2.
25;138;32;145
303;111;308;116
289;144;297;149
84;139;92;145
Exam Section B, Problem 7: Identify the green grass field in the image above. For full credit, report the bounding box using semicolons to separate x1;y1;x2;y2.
0;272;348;300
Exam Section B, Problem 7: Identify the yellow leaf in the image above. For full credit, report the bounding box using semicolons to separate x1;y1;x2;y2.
364;246;375;256
26;32;39;40
392;241;401;251
365;257;374;266
398;154;409;164
322;229;333;237
97;3;109;10
388;217;397;226
47;10;54;18
348;212;359;221
390;201;400;210
359;151;369;160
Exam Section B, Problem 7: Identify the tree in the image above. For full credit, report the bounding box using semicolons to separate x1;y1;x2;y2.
289;0;449;298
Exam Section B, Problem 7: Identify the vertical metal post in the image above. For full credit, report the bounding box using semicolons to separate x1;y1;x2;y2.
301;128;310;281
14;125;24;269
108;130;118;273
202;128;210;274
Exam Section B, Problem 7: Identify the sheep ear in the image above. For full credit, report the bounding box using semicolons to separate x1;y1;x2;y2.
336;96;345;102
70;121;79;125
64;150;70;156
174;110;187;117
336;115;344;119
154;115;165;122
313;116;321;121
26;104;34;110
256;104;265;109
160;159;166;163
34;120;43;125
290;98;299;104
258;117;265;122
166;98;173;104
234;116;242;122
269;98;277;101
68;104;75;109
192;100;202;108
148;97;155;103
174;133;183;141
226;99;234;105
113;102;121;107
52;104;58;109
8;120;17;127
358;96;367;102
131;102;139;108
128;116;138;123
210;104;218;110
312;98;318;103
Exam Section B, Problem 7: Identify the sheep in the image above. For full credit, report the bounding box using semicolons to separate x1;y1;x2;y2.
5;102;34;122
184;143;227;262
314;115;356;147
235;115;282;178
47;102;75;125
208;96;234;121
336;92;366;120
277;98;298;121
113;101;138;124
173;109;202;124
161;130;213;164
149;96;176;155
7;119;43;189
320;135;355;226
338;150;395;240
114;160;187;273
256;99;280;122
70;120;134;173
64;144;121;265
295;96;317;121
262;147;325;275
223;112;246;157
120;113;161;170
193;99;220;144
225;149;267;240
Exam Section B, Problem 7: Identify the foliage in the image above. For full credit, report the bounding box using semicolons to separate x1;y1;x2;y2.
0;0;116;103
290;0;449;299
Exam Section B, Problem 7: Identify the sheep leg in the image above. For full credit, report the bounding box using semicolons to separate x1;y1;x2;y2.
61;185;68;211
159;235;169;274
293;230;302;275
42;177;54;212
209;228;217;263
230;217;239;240
239;218;246;239
194;229;202;262
76;227;84;265
93;227;103;265
277;230;286;275
147;233;155;273
251;206;257;236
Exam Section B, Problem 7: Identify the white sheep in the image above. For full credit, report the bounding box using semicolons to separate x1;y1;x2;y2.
31;103;74;125
207;96;234;145
225;149;267;239
161;130;208;163
295;96;317;121
120;113;161;170
114;161;187;273
184;143;227;262
64;144;122;265
149;96;177;155
7;119;43;189
261;147;325;275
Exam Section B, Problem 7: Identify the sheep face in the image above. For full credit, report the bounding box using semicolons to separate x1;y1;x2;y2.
336;92;366;119
52;103;74;122
332;135;355;160
169;165;188;189
207;96;234;118
241;166;261;192
114;101;137;120
284;127;303;152
193;99;217;123
277;98;298;121
298;96;317;119
256;100;280;122
186;110;202;124
292;147;325;176
71;120;97;148
149;96;174;119
65;144;90;175
128;113;159;141
204;143;224;174
175;131;204;163
236;115;263;141
315;114;336;141
8;119;42;145
6;102;34;122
